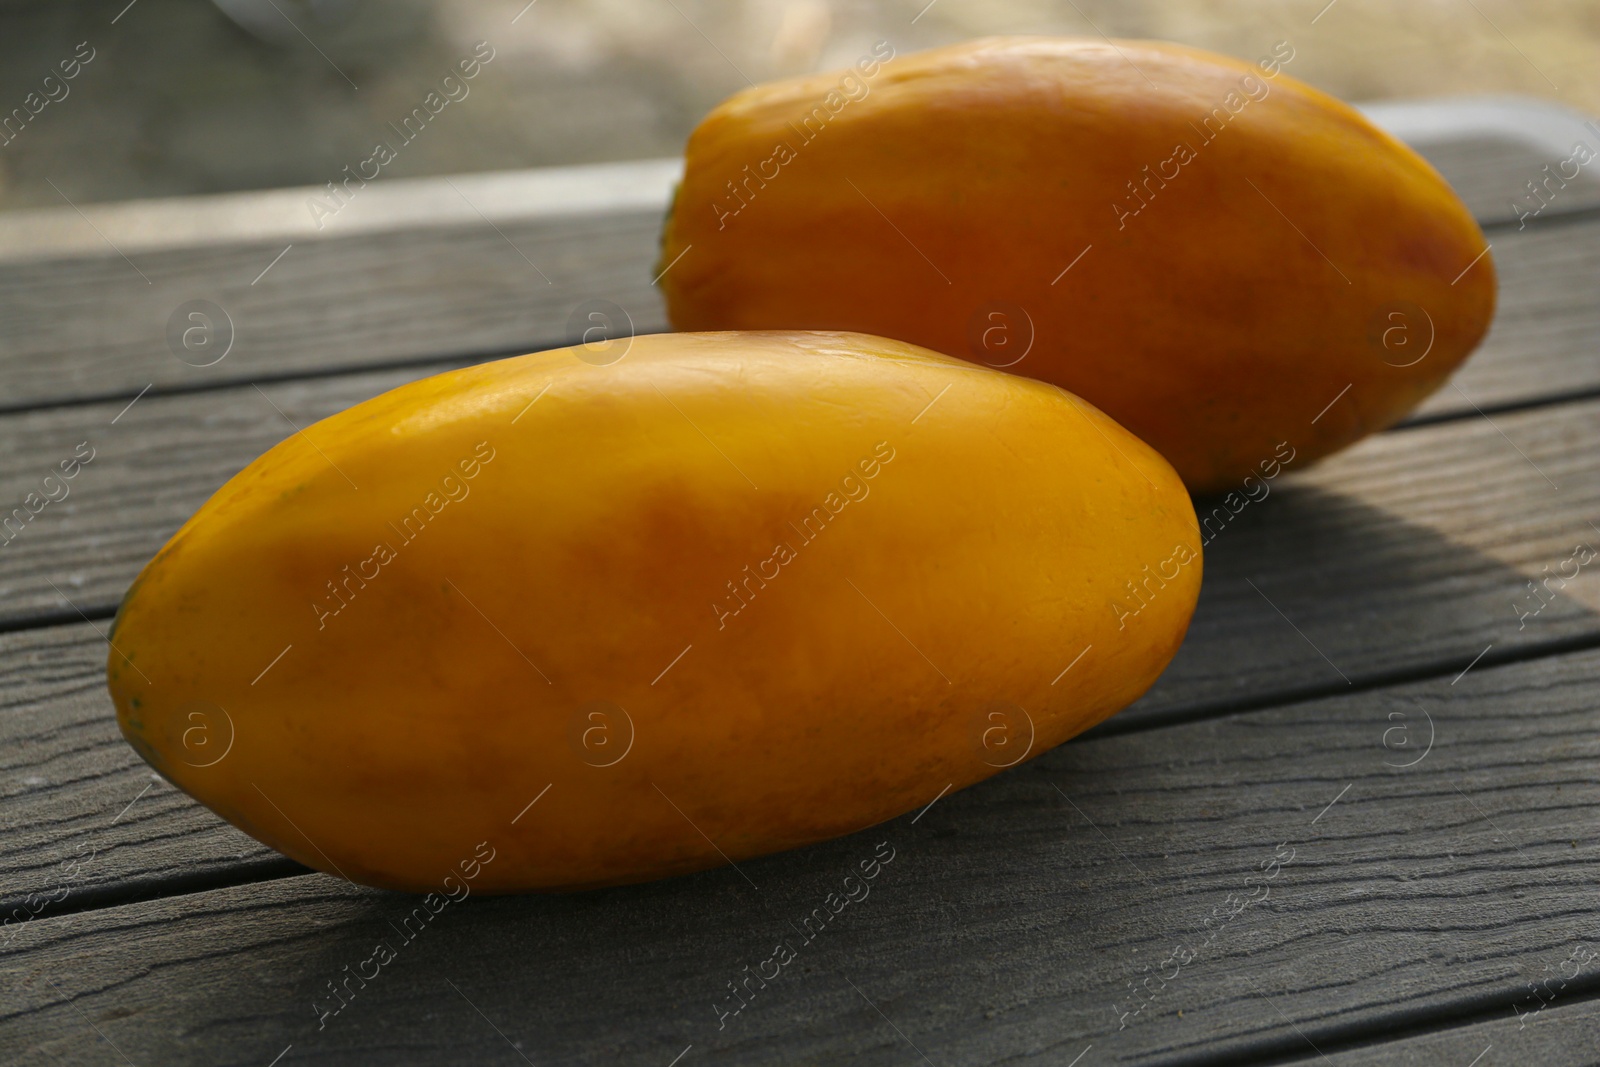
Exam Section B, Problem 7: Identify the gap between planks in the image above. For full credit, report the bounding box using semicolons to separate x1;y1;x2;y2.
7;636;1600;1064
7;620;1598;930
1147;970;1600;1067
0;170;1591;425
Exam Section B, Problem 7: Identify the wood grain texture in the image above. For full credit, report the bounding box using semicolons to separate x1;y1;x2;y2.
0;124;1593;422
0;160;679;412
1128;387;1600;725
2;104;1597;1064
1359;95;1600;228
1326;993;1600;1066
0;250;1597;926
0;622;293;928
1405;138;1600;230
0;366;423;623
1409;212;1600;421
3;645;1597;1066
4;387;1596;962
2;359;1596;706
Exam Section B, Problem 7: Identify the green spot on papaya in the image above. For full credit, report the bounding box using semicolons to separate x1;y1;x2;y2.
653;181;682;282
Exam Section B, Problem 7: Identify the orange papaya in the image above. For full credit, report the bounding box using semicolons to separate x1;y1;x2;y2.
658;37;1496;492
109;331;1199;892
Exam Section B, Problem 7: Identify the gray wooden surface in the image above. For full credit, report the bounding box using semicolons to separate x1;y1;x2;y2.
5;647;1599;1065
0;118;1595;420
0;161;677;413
1327;994;1600;1066
2;371;1593;706
1;99;1597;1066
1359;95;1600;228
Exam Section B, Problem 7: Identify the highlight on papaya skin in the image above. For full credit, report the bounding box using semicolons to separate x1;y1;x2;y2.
658;35;1496;494
107;330;1201;893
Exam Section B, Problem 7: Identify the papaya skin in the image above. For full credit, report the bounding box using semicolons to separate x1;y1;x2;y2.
658;36;1497;493
108;331;1200;893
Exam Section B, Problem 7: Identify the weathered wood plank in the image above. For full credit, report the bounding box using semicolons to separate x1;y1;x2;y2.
3;358;1597;706
3;645;1597;1066
8;373;1598;953
0;622;291;929
1410;212;1600;421
1326;994;1600;1066
0;366;422;621
0;107;1594;420
1410;137;1600;230
7;372;1600;906
0;161;678;412
2;97;1595;1066
1361;95;1600;228
1129;388;1600;724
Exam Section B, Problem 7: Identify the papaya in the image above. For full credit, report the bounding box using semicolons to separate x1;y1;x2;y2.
109;331;1199;892
658;37;1496;493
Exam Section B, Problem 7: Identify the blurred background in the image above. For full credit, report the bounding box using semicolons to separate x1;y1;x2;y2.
0;0;1595;211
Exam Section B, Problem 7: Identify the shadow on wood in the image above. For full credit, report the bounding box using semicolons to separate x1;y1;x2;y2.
3;485;1597;1066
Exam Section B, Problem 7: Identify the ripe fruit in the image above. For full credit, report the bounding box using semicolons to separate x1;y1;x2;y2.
109;331;1200;892
658;37;1496;492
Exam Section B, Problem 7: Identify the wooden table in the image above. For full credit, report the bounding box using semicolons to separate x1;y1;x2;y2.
3;94;1600;1066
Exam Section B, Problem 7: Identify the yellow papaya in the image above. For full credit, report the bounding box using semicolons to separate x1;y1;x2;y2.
109;331;1199;892
658;37;1496;493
